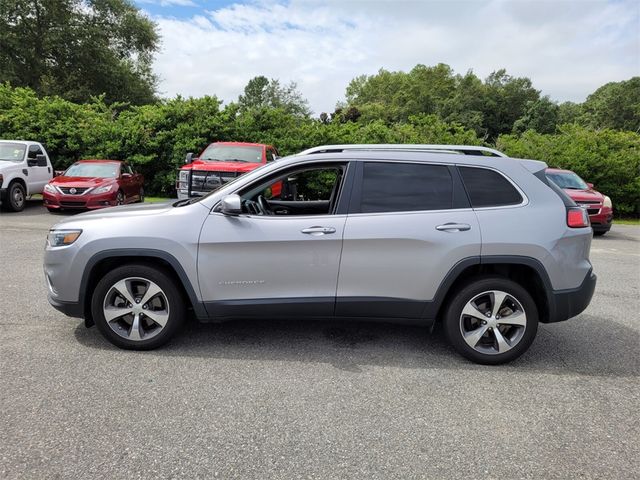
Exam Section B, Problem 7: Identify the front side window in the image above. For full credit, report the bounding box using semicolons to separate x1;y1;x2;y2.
238;164;345;216
459;166;523;208
200;145;263;163
359;162;453;213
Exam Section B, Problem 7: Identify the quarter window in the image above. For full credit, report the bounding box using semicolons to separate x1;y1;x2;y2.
459;166;523;208
359;162;453;213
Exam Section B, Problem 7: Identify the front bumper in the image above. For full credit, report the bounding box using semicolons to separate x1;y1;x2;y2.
43;190;118;210
547;269;597;323
48;295;84;318
589;207;613;232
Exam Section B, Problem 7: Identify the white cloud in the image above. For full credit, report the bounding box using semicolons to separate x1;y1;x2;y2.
147;0;640;114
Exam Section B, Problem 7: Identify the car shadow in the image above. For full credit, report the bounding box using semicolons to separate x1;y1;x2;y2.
73;312;639;378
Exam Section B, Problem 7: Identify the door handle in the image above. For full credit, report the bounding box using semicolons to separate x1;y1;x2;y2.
301;226;336;235
436;223;471;232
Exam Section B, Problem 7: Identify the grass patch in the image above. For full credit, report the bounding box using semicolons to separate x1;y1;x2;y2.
145;196;174;203
615;218;640;225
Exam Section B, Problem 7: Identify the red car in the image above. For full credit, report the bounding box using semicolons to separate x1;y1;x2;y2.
176;141;279;199
43;160;144;212
546;168;613;235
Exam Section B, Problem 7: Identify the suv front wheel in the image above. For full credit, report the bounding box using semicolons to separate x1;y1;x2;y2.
444;277;539;365
91;264;185;349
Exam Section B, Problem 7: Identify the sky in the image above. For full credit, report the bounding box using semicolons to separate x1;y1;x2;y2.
134;0;640;114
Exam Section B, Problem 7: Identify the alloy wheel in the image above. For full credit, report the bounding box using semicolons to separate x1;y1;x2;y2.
459;290;527;355
102;277;170;341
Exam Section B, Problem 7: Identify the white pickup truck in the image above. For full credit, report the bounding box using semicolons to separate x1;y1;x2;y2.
0;140;54;212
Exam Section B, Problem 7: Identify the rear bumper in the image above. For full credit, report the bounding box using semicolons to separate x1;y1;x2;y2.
547;270;597;323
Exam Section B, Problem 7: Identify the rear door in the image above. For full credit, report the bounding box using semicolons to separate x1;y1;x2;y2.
336;160;481;318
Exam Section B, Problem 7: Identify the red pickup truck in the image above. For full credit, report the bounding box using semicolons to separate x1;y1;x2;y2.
176;142;279;199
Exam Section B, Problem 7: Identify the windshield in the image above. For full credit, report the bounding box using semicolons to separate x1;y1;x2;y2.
200;145;263;163
546;171;589;190
64;162;119;178
0;143;26;162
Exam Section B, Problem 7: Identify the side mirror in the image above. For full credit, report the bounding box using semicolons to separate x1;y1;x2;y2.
185;152;194;164
220;194;242;215
587;182;594;189
54;170;65;177
36;154;48;167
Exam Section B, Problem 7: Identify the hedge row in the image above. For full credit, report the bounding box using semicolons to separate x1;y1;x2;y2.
1;84;638;214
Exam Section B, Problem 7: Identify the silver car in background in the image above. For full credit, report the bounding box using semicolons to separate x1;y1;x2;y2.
44;147;596;364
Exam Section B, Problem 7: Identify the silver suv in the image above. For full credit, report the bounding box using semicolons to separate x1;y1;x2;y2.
44;148;596;364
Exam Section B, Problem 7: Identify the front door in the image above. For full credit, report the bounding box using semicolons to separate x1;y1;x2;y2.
197;161;351;319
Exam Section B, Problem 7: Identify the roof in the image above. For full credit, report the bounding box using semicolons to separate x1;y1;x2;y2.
0;139;45;147
545;167;574;174
296;144;507;157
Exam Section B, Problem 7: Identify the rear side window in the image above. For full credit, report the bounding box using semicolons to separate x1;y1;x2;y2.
459;167;523;208
360;162;453;213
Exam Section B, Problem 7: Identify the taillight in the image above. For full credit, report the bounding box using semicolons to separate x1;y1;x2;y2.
567;207;590;228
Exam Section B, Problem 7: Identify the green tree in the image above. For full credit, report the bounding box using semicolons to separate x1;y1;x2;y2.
512;96;560;134
481;69;540;139
580;77;640;132
237;76;310;117
0;0;159;105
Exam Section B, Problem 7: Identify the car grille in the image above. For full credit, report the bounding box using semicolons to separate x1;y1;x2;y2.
190;170;239;193
576;201;601;216
58;187;90;195
60;201;86;208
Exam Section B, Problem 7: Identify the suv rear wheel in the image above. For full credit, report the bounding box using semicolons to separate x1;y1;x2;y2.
444;277;538;365
91;264;185;350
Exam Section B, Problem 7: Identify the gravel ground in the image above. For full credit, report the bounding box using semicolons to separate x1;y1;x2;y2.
1;201;639;479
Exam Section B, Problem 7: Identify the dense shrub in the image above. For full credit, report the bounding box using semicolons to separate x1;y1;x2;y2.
498;125;640;215
0;84;638;214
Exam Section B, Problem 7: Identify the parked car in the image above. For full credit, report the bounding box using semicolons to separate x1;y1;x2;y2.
0;140;54;212
176;141;279;199
545;168;613;236
44;147;596;364
43;160;144;212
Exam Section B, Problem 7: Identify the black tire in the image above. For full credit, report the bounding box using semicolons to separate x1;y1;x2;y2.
116;190;125;205
46;207;57;213
593;230;607;237
138;187;145;203
91;264;186;350
4;182;26;212
443;276;539;365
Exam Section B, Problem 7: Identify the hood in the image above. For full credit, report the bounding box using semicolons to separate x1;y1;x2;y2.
182;159;260;173
50;176;115;188
52;202;175;229
563;187;604;203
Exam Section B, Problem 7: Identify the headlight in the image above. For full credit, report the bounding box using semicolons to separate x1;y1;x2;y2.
603;195;612;209
179;170;190;182
47;229;82;247
44;183;56;194
93;184;113;194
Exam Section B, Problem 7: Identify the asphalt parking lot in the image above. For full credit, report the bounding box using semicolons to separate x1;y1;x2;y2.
1;200;639;479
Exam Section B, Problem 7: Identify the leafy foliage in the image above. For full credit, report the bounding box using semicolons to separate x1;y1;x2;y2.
0;0;158;105
498;126;640;214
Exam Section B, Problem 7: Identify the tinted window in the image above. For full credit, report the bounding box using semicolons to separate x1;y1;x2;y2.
360;162;453;213
459;167;523;207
